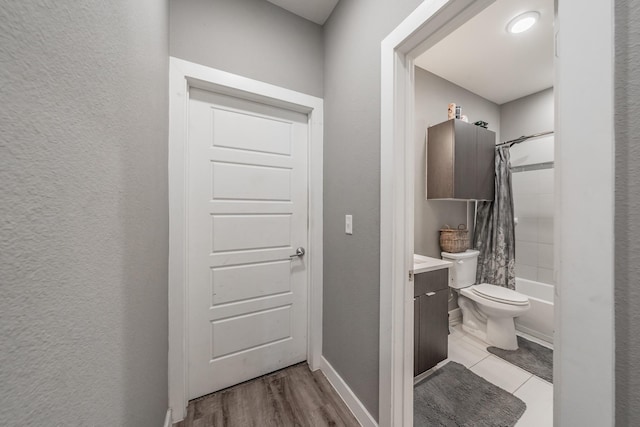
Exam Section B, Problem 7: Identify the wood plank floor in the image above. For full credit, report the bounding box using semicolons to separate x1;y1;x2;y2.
174;363;360;427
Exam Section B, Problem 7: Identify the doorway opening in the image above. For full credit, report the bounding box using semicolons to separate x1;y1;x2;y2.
379;0;615;426
412;0;554;424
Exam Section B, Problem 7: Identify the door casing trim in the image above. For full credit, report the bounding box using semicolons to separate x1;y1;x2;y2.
168;57;324;422
379;3;496;425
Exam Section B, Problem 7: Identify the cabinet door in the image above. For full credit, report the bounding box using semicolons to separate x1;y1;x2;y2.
475;126;496;201
427;120;455;199
416;289;449;375
453;120;477;199
414;268;448;297
427;119;496;200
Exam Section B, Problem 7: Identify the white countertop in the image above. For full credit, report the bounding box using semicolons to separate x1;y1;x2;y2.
413;254;452;274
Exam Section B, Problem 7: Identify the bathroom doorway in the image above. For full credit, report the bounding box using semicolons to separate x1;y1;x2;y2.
379;0;615;426
411;1;555;424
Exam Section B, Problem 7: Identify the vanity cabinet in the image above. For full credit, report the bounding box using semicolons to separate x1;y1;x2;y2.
427;119;495;200
414;268;449;377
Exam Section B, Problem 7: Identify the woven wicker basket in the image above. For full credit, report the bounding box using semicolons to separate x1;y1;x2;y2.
439;224;469;253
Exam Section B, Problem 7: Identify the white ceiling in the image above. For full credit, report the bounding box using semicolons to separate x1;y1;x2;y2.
266;0;339;25
414;0;554;105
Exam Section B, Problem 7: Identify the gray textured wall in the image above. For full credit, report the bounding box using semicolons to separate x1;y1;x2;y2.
322;0;422;418
414;68;500;258
170;0;324;97
500;88;554;142
0;1;169;426
615;0;640;424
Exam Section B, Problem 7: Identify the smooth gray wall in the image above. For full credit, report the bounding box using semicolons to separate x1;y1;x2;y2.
500;88;554;142
170;0;323;97
0;1;168;426
615;0;640;424
322;0;422;418
414;68;500;258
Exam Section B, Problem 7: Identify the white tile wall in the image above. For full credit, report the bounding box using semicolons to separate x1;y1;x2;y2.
512;172;538;195
538;244;554;269
511;164;555;285
512;169;554;195
538;218;554;244
515;217;538;242
516;263;538;281
538;194;554;218
514;194;538;218
537;268;554;284
537;169;554;194
516;241;539;267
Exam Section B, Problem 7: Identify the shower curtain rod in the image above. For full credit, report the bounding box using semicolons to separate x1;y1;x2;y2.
495;130;554;148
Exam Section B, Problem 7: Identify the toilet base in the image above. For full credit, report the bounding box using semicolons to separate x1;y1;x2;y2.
486;317;518;350
462;317;519;351
457;293;521;351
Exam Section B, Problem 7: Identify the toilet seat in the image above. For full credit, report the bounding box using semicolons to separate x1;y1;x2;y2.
471;283;529;306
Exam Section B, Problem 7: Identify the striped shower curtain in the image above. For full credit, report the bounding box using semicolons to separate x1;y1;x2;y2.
473;146;516;289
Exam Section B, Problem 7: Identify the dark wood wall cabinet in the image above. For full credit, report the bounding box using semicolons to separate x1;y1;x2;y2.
414;268;449;377
427;119;495;200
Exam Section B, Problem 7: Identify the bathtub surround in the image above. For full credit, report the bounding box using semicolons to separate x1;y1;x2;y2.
496;89;556;347
474;147;517;290
488;336;553;383
414;361;526;426
511;146;555;285
500;89;555;287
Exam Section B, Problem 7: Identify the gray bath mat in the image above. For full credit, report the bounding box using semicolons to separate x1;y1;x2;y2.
414;361;526;426
488;336;553;383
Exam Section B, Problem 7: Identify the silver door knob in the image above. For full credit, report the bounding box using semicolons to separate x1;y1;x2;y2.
289;247;305;258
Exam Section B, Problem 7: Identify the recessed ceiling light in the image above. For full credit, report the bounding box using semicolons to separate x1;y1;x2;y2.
506;11;540;34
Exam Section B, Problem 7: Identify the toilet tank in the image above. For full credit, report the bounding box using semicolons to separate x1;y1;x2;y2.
441;249;479;289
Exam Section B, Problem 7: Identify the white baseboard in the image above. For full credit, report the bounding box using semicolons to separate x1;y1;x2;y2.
448;307;462;326
320;356;377;427
164;408;172;427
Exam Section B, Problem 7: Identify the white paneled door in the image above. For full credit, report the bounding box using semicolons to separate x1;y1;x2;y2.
187;88;309;399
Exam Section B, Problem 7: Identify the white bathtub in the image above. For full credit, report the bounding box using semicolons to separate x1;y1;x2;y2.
515;278;554;344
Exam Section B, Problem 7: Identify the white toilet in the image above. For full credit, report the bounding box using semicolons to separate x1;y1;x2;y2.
442;249;530;350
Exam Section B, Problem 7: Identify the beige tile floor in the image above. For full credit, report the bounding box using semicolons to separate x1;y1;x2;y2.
434;324;553;427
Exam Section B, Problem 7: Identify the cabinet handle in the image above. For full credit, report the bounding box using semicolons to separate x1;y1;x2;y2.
425;292;436;297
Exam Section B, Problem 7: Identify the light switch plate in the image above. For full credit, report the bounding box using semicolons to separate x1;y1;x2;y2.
345;215;353;235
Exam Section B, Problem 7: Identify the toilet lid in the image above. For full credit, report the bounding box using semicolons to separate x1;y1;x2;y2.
472;283;529;306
